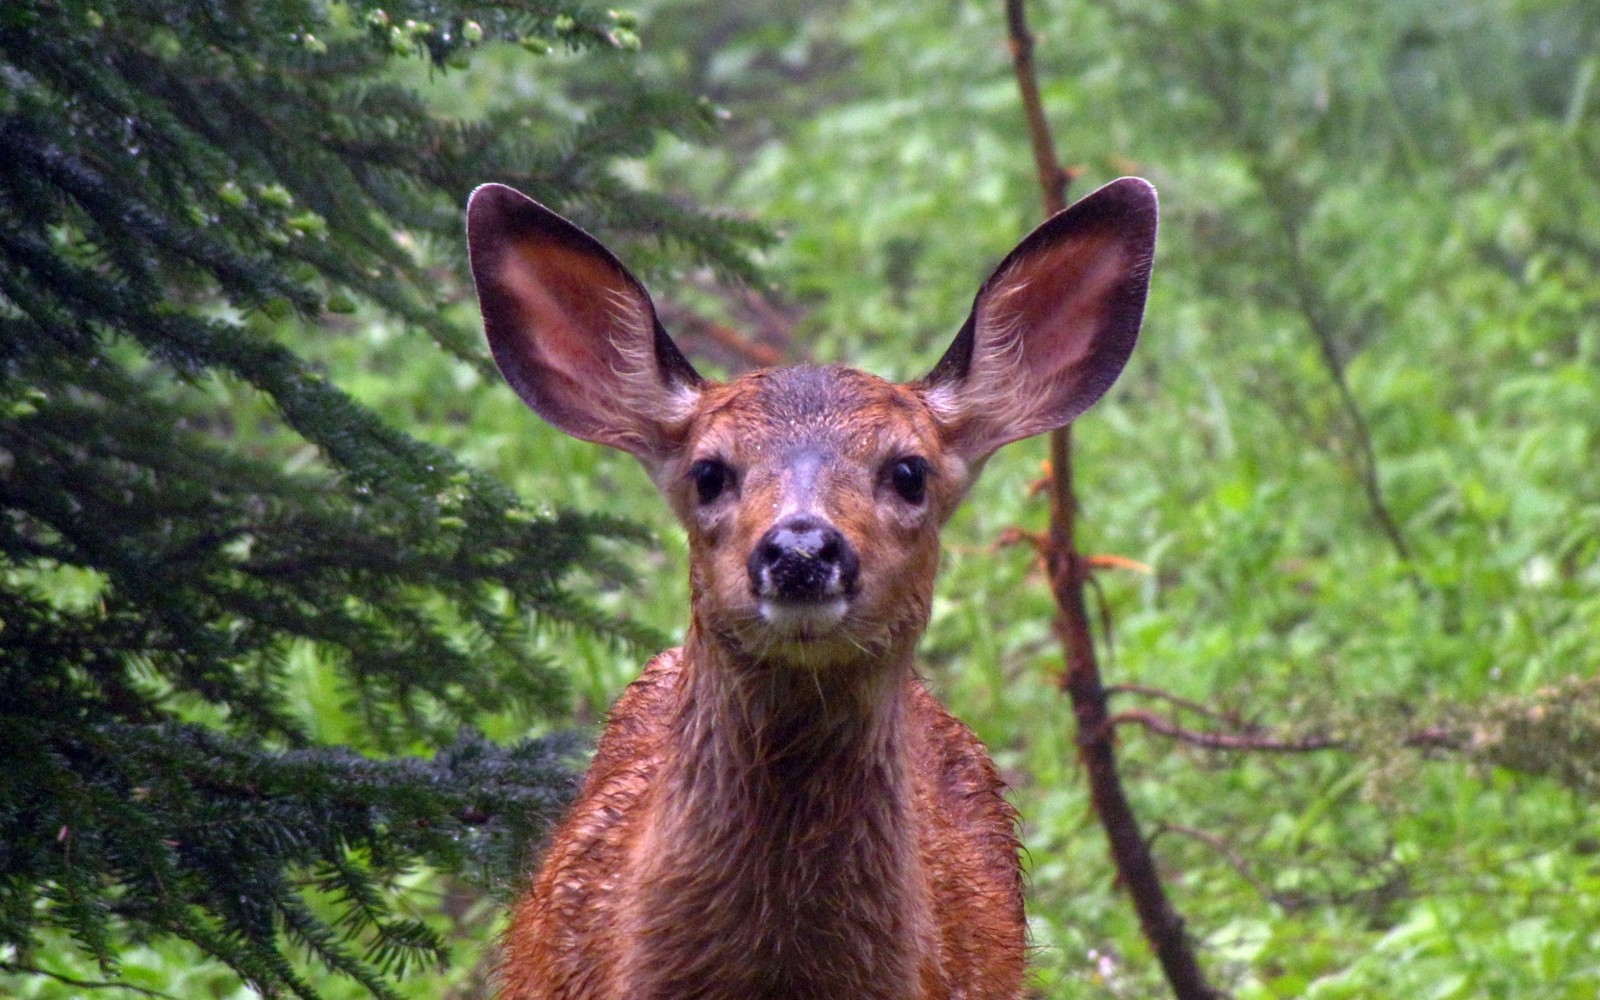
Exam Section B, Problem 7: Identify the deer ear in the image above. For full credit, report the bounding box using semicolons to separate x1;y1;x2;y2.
466;183;703;464
919;177;1157;463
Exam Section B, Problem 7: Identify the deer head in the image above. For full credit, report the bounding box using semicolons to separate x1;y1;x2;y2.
466;180;1156;674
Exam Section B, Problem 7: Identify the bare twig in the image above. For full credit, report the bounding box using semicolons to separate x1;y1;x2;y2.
1152;823;1297;910
691;316;789;368
1112;709;1467;755
1111;709;1343;753
1087;553;1153;573
1003;0;1074;217
1107;683;1233;723
1255;166;1417;572
1136;3;1417;577
0;962;180;999
656;299;793;370
656;278;804;374
1086;569;1117;670
1003;2;1220;998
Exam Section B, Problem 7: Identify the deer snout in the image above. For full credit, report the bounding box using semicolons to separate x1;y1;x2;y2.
748;515;860;607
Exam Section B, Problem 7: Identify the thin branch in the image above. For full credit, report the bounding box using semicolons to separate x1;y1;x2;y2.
656;292;799;371
1257;168;1417;572
1120;0;1417;578
1155;825;1416;917
1111;709;1344;753
1004;0;1072;216
1151;823;1297;910
1107;683;1233;723
1112;709;1467;755
1086;569;1117;671
0;963;181;999
1003;2;1220;998
1087;553;1153;573
691;316;789;368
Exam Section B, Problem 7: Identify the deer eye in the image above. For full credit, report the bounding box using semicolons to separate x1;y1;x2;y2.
689;459;733;506
887;456;930;505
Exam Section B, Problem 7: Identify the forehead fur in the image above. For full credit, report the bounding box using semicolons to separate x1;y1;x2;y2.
695;365;926;443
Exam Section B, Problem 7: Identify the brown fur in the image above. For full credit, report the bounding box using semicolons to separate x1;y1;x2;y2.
500;648;1025;1000
498;365;1026;1000
465;179;1158;1000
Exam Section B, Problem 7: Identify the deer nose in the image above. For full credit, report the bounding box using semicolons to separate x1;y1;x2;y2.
749;516;860;603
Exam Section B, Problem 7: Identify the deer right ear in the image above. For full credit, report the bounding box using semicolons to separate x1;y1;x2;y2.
466;184;704;464
919;177;1157;464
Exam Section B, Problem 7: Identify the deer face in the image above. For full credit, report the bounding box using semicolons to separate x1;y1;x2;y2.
653;366;970;669
465;179;1156;672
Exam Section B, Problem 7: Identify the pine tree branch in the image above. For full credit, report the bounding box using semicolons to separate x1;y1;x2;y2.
0;4;761;994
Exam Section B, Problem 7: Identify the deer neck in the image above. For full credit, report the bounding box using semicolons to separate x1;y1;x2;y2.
678;622;910;771
622;625;933;999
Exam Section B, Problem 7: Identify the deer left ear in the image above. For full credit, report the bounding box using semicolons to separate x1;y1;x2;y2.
919;177;1157;464
466;183;704;467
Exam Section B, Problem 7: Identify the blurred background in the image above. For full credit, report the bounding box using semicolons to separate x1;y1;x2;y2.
2;0;1596;996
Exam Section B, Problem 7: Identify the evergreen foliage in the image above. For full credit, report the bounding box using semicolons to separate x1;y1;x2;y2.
0;0;765;994
6;0;1597;994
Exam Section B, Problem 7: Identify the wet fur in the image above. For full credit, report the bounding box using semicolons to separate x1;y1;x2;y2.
467;179;1157;1000
500;648;1025;1000
497;366;1026;1000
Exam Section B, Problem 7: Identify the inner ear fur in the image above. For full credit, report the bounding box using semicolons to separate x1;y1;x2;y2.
466;183;703;461
920;177;1158;462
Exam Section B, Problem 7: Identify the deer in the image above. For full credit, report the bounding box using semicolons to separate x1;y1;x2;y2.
466;176;1157;1000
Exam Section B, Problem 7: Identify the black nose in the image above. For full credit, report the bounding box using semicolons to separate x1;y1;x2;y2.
748;516;860;602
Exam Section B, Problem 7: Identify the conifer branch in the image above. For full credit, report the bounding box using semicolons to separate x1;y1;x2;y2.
0;2;763;994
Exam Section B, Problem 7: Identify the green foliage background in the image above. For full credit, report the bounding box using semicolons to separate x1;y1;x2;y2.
5;0;1599;996
653;2;1600;995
